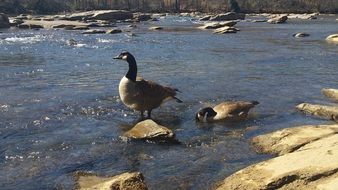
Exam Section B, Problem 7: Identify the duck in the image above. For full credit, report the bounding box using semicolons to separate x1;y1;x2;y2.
196;101;259;122
113;51;182;118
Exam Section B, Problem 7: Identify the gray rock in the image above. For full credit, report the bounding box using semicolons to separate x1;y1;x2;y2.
123;119;175;140
18;23;44;29
209;12;245;21
267;15;288;24
82;29;106;34
51;24;76;29
213;26;239;34
75;171;148;190
0;13;10;28
91;10;133;21
106;28;122;34
134;13;152;21
9;19;24;27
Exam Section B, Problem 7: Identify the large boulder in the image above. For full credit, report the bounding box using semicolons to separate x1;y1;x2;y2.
296;103;338;121
322;88;338;102
326;34;338;43
267;15;288;24
75;171;148;190
217;125;338;190
252;124;338;156
0;13;10;28
123;119;175;140
209;12;245;21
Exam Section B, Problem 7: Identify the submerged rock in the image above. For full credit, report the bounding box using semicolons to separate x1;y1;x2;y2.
0;13;10;28
217;125;338;190
252;124;338;155
267;15;288;24
123;119;175;140
106;28;122;34
199;21;237;29
75;171;148;190
82;29;106;34
296;103;338;121
209;12;245;21
322;88;338;102
293;32;310;38
149;26;163;30
326;34;338;43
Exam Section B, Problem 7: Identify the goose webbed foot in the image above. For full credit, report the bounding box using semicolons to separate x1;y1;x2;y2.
146;110;152;119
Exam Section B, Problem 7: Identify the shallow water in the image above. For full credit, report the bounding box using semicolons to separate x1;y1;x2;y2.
0;15;337;189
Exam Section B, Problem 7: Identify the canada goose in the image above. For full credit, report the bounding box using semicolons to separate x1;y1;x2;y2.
196;101;259;122
113;51;182;118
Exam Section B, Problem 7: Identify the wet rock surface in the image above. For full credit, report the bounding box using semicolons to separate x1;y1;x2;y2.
75;171;148;190
199;21;237;29
217;125;338;190
123;119;175;140
296;103;338;121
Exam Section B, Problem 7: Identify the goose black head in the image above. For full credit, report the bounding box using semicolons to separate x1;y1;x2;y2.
113;51;133;61
196;107;217;122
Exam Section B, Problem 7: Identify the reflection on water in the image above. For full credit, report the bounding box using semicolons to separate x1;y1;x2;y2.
0;15;338;189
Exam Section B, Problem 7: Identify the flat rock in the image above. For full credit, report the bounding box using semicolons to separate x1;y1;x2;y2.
326;34;338;43
209;12;245;21
199;21;237;29
267;15;288;24
296;103;338;120
252;124;338;155
82;29;106;34
75;171;148;190
217;133;338;190
123;119;174;140
322;88;338;102
92;10;133;21
199;15;212;21
18;23;44;29
213;26;239;34
0;13;10;28
288;13;317;20
22;20;88;29
293;32;310;38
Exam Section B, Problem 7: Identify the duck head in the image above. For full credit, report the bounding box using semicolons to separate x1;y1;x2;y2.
196;107;217;122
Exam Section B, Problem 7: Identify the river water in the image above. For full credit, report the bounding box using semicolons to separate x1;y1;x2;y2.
0;15;337;189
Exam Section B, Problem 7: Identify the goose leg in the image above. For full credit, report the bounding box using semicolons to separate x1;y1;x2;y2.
140;111;145;118
147;110;152;118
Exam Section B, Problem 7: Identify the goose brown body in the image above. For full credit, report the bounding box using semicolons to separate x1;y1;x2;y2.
196;101;259;122
114;51;181;118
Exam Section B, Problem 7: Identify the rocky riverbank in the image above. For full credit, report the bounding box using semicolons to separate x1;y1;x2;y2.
216;88;338;190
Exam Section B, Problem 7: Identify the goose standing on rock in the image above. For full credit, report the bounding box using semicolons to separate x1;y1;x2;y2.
196;101;259;122
113;51;182;118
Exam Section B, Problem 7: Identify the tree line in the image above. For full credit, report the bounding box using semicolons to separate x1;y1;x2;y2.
0;0;337;14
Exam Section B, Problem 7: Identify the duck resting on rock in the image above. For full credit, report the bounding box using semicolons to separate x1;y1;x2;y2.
196;101;259;122
113;51;182;118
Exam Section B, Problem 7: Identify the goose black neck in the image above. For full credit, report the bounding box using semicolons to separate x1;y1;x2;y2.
125;55;137;82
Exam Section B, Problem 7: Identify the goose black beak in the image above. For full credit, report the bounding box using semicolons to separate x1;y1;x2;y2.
113;55;122;59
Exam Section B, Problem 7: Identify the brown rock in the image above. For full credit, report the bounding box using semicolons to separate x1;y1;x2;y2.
213;26;239;34
267;15;288;24
296;103;338;121
75;172;148;190
217;134;338;190
252;124;338;155
123;119;175;140
322;88;338;102
199;21;237;29
133;13;152;21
